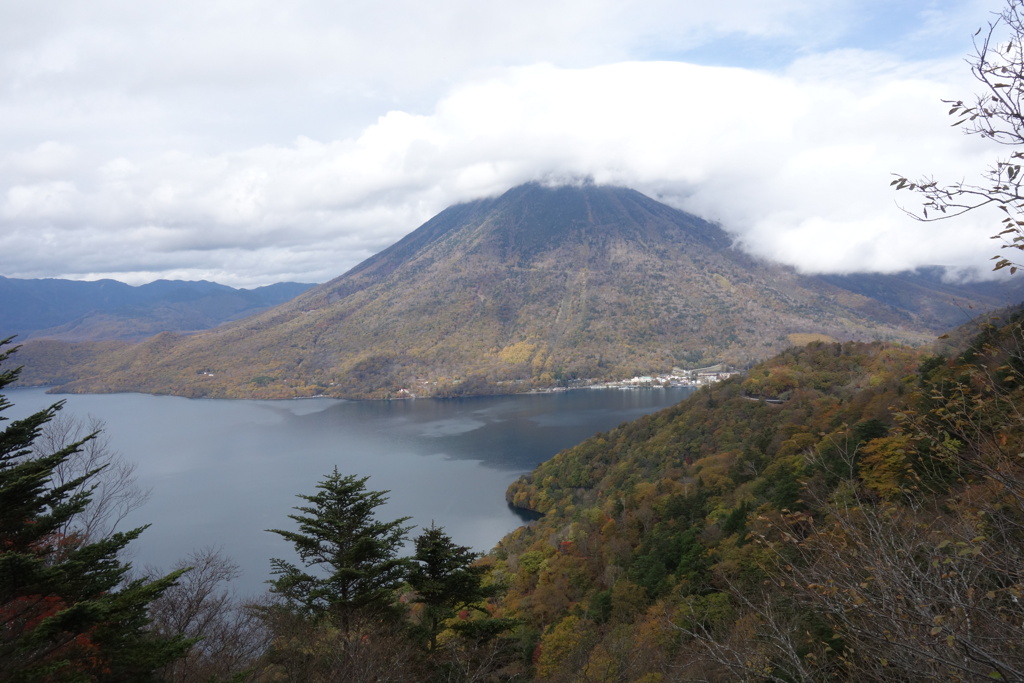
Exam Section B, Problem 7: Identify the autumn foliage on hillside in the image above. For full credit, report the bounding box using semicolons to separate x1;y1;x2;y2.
19;183;984;401
492;312;1024;681
10;308;1024;681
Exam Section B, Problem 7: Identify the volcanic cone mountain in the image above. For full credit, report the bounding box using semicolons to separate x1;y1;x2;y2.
38;183;1017;399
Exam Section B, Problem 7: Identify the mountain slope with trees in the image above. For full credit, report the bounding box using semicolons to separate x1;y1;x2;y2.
486;307;1024;681
9;308;1024;682
20;183;1024;399
68;304;1022;682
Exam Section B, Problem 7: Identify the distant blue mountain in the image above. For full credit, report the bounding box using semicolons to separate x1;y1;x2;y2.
0;277;315;341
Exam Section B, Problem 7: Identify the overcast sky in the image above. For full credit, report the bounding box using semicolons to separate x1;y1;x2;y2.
0;0;1014;287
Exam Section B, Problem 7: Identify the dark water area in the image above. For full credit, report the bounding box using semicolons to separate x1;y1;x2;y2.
7;386;694;595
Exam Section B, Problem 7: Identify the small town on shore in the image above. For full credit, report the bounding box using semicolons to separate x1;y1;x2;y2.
389;364;738;399
538;363;737;393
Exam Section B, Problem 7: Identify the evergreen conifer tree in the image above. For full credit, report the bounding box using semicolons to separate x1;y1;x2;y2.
408;522;518;671
0;338;190;681
408;524;494;651
267;469;412;633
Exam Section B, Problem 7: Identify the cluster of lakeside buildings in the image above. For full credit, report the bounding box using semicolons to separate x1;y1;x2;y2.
589;366;733;387
397;365;738;398
556;364;738;392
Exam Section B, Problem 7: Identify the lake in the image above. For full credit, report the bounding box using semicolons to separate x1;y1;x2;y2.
6;386;694;595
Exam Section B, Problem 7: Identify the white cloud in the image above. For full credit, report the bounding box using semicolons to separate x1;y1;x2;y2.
0;0;1012;286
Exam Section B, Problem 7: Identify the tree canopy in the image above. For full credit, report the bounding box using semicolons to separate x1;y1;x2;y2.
408;523;503;651
267;469;412;631
0;337;189;681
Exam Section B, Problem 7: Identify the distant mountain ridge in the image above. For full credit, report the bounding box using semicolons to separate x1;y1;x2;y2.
15;183;1024;398
0;277;314;341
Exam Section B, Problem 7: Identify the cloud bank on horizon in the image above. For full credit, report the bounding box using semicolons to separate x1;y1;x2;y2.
0;0;1011;287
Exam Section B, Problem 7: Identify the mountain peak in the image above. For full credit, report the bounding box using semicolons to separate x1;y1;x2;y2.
334;183;731;291
33;186;1024;399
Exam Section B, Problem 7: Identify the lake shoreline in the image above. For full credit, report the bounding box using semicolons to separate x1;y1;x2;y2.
5;385;694;595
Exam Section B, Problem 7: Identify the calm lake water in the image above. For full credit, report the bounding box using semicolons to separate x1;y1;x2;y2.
7;386;693;595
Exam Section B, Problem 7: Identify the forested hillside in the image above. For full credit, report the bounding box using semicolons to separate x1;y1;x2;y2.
23;184;1019;400
8;309;1024;681
487;310;1024;681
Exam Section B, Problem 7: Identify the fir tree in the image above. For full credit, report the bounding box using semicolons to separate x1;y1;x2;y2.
0;337;190;681
408;524;493;651
403;528;507;655
267;469;412;633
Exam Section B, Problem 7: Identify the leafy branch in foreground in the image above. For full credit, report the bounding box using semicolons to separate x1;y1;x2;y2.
893;0;1024;273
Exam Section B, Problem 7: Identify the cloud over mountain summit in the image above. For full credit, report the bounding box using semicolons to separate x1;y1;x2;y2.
0;0;1006;286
